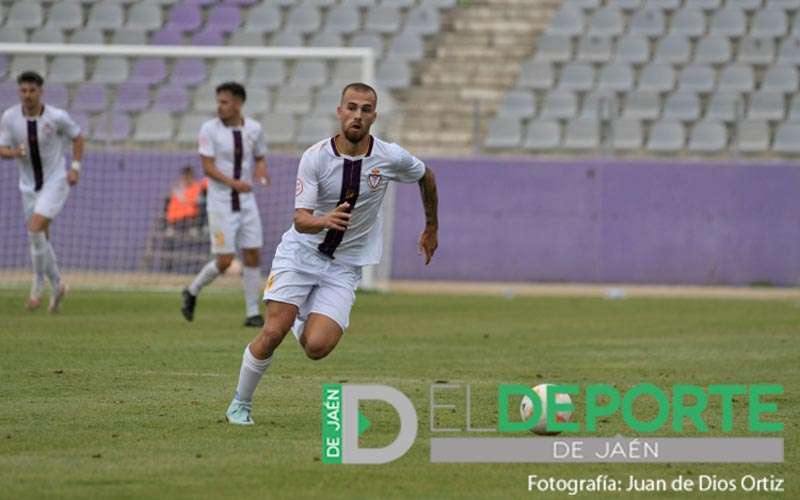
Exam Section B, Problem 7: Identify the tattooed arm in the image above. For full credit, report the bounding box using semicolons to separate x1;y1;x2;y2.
417;166;439;265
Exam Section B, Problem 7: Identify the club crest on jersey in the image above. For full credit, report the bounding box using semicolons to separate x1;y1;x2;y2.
295;178;304;196
368;168;382;191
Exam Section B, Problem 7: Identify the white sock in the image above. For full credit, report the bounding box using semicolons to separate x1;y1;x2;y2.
188;260;220;295
28;231;47;297
43;240;61;290
235;344;272;403
242;265;262;317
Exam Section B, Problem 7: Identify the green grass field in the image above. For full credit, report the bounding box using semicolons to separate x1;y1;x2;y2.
0;288;796;499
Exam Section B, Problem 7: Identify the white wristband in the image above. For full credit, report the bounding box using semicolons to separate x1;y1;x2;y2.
71;160;81;172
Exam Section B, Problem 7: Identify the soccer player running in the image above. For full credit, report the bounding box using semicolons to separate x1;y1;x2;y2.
0;71;84;313
181;82;271;327
226;82;439;425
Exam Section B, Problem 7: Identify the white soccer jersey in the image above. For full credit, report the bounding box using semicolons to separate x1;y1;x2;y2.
0;104;81;193
288;135;426;267
198;116;268;213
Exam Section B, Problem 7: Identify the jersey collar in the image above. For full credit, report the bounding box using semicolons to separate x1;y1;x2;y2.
330;135;374;159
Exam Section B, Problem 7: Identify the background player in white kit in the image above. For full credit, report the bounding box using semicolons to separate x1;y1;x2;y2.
0;71;84;313
225;82;439;425
181;82;271;328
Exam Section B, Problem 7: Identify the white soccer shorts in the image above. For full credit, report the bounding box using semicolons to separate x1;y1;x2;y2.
263;238;362;332
21;177;70;221
207;203;263;254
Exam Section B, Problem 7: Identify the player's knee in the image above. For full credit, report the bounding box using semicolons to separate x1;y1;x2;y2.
304;340;333;361
216;255;234;272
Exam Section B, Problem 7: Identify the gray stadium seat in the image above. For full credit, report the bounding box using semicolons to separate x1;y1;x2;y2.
734;0;763;9
762;65;798;93
46;1;83;30
286;4;322;34
546;6;584;36
297;114;338;145
737;37;775;65
608;0;642;9
540;90;578;119
768;0;800;10
270;30;304;47
717;65;754;93
0;28;27;44
325;4;361;35
366;6;401;34
192;83;217;113
380;0;416;8
597;62;633;92
496;90;537;119
669;8;706;37
126;2;163;31
350;34;385;57
405;7;441;36
645;0;681;9
709;7;746;37
564;118;599;149
654;35;691;64
227;32;264;47
629;8;665;37
389;33;425;61
113;29;148;45
558;63;594;91
290;60;329;88
663;92;701;121
773;122;800;154
330;60;363;85
694;36;732;64
577;35;612;63
535;34;573;63
249;60;286;87
564;0;601;8
677;64;715;93
748;91;785;120
684;0;722;9
580;91;618;119
623;90;661;119
7;2;43;29
688;121;727;152
789;95;800;120
313;85;343;114
736;120;770;153
91;57;128;84
243;5;282;34
706;91;744;122
612;119;643;150
524;119;561;150
777;37;800;64
588;7;624;37
484;117;524;149
244;88;270;115
751;9;788;38
615;34;649;64
176;113;213;144
261;112;297;145
87;1;124;30
30;28;64;44
638;63;675;92
646;120;685;152
48;56;85;84
209;60;247;84
69;28;105;45
376;59;410;90
274;86;313;114
134;111;174;142
517;59;554;89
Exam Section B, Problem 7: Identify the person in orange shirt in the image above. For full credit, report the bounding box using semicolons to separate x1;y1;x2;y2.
166;166;207;233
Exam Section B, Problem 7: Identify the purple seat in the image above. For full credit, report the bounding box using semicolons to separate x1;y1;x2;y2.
225;0;258;5
185;0;217;5
72;83;108;113
207;5;241;34
44;84;70;109
68;112;91;137
129;58;167;85
114;83;151;112
154;84;190;113
150;27;184;45
92;113;132;142
0;82;19;109
171;58;207;87
166;3;203;33
0;56;8;80
191;28;225;46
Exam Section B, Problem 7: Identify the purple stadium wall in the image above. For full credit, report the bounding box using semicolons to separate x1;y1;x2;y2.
1;153;798;286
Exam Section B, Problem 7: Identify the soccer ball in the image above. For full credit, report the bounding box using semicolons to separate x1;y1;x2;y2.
519;383;573;435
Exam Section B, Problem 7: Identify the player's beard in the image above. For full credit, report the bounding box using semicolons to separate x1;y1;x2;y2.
343;124;367;144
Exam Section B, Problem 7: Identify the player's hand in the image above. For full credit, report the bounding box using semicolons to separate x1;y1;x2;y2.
322;202;351;231
67;169;79;186
255;166;270;187
231;180;252;193
418;226;438;265
16;145;26;158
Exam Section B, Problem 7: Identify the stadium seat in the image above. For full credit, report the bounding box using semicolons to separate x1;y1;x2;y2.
677;64;716;93
706;91;744;122
207;5;242;34
177;113;213;143
588;7;624;37
629;8;666;37
243;4;282;34
0;28;27;44
777;37;800;64
260;112;297;145
615;34;649;64
597;62;634;92
646;120;685;152
72;83;108;113
166;2;202;33
694;36;732;64
580;91;618;119
564;0;601;8
684;0;722;9
7;2;43;29
43;84;69;109
751;9;788;38
540;90;578;120
669;8;705;37
761;65;798;93
688;120;727;152
113;29;148;45
10;56;47;79
91;112;132;142
748;91;785;120
151;27;184;45
274;86;313;114
191;28;225;46
114;83;150;113
645;0;681;9
788;95;800;120
535;34;573;63
134;112;174;142
654;35;691;64
244;87;270;114
285;4;320;34
376;60;410;90
92;57;129;85
48;56;86;84
774;122;800;153
289;60;328;88
325;4;362;34
154;85;190;113
249;60;286;87
767;0;800;10
709;7;746;37
68;28;104;45
546;6;584;36
87;1;124;30
228;31;264;47
736;120;770;152
46;1;83;31
128;58;167;85
389;33;425;62
663;92;701;121
524;119;561;150
0;82;18;109
297;114;338;145
305;0;337;7
623;90;661;119
558;63;594;91
209;60;247;85
270;29;305;47
734;0;763;9
496;90;537;119
330;60;362;85
313;85;343;114
576;36;613;63
171;58;207;87
737;37;775;65
126;2;163;31
405;7;441;36
191;83;218;113
366;6;401;34
563;118;599;150
350;34;385;57
608;0;642;9
484;117;524;149
611;119;643;150
638;63;675;92
518;59;554;89
717;65;754;93
30;28;64;44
